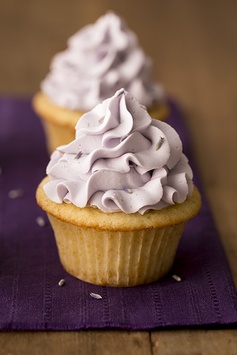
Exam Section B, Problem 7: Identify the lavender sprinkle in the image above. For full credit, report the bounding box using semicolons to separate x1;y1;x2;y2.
124;188;133;194
8;189;24;199
90;292;102;300
74;151;82;160
156;137;165;150
36;216;46;227
172;274;182;282
58;279;65;287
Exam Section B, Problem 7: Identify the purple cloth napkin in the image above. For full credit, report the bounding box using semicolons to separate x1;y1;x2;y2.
0;97;237;331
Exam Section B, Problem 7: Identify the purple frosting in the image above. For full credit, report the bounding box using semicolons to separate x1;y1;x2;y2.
41;12;164;111
44;89;193;214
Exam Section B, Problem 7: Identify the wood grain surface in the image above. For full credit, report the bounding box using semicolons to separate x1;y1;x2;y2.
1;1;237;354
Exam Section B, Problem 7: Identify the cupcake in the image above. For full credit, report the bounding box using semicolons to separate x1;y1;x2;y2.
33;12;168;154
36;89;201;287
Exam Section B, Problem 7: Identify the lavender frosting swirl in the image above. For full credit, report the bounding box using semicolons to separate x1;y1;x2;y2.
44;89;193;214
41;12;164;111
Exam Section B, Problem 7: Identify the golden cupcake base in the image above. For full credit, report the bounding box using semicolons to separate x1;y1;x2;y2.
36;177;201;287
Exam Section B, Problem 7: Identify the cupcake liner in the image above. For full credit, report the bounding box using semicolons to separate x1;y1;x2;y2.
47;213;186;287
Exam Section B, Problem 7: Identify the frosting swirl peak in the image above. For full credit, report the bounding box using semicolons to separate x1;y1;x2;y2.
41;12;164;111
44;89;193;214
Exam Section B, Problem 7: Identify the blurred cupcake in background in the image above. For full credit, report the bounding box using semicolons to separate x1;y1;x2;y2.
33;12;168;154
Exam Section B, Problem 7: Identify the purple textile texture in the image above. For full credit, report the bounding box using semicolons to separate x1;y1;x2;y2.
0;97;237;331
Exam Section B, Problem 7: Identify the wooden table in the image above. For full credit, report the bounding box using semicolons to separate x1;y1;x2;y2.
1;1;236;354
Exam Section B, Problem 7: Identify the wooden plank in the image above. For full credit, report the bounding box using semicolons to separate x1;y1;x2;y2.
0;331;151;355
151;329;237;355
